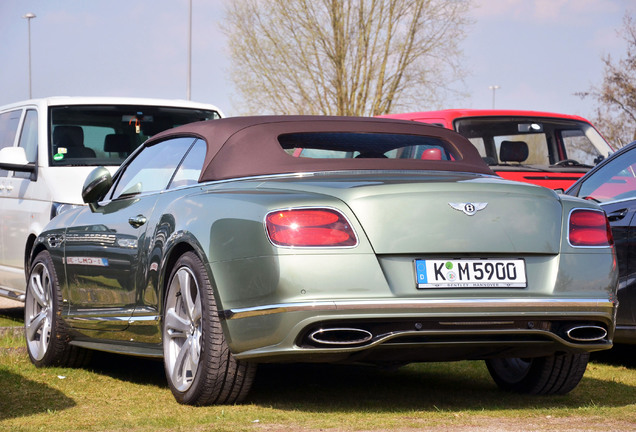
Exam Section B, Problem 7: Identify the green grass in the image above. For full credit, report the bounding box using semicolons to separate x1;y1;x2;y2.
1;332;635;431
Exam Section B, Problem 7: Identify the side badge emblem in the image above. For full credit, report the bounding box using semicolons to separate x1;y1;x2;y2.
449;202;488;216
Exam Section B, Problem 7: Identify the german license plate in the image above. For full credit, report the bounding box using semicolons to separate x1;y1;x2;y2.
415;259;526;288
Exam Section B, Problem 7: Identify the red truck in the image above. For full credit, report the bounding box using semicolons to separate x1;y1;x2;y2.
380;109;613;190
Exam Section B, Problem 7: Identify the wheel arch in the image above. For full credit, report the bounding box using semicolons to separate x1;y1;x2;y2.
158;239;220;316
28;239;48;273
23;233;39;281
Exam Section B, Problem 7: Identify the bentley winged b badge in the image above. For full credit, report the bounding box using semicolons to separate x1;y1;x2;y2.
449;202;488;216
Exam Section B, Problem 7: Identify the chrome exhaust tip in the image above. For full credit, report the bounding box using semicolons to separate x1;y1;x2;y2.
566;325;608;342
309;328;373;346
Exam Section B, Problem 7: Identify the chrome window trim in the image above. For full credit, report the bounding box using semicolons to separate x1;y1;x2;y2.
196;169;500;187
599;196;636;206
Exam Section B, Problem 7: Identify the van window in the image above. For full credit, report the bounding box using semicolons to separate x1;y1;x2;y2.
14;109;38;179
454;117;606;167
493;133;550;165
561;129;603;166
0;109;22;177
49;105;219;167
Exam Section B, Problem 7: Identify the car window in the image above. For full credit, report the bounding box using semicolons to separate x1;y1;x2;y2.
49;105;218;167
576;146;636;202
0;109;22;178
561;129;605;166
168;139;206;188
493;133;549;165
14;109;38;179
465;137;487;160
109;137;197;199
454;117;606;166
280;132;459;161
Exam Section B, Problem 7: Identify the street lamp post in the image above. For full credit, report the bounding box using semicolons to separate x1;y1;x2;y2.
488;85;500;109
187;0;192;100
23;12;36;99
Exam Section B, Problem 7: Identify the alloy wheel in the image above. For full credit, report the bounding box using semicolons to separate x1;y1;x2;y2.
163;266;203;392
25;262;54;361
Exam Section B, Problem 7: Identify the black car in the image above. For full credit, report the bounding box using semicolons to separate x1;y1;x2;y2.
566;141;636;344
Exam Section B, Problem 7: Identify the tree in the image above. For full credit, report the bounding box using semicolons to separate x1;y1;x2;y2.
579;13;636;147
223;0;471;116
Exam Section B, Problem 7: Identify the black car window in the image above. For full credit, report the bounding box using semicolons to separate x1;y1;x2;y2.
576;146;636;202
109;137;197;199
168;139;206;188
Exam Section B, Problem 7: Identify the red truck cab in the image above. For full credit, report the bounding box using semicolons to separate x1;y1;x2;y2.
380;109;613;190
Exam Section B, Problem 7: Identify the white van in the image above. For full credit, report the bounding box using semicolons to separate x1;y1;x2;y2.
0;97;222;301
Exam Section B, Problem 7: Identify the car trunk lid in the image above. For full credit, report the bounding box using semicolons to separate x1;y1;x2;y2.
260;172;562;255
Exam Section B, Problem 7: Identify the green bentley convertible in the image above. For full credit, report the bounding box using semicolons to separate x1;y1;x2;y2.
25;116;618;405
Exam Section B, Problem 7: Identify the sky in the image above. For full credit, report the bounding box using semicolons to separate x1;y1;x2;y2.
0;0;635;118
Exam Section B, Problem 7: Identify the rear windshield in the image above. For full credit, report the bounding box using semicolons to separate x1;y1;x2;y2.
454;117;609;167
49;105;220;167
279;132;459;161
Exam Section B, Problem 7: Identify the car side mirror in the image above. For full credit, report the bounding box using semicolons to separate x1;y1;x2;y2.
0;147;36;173
82;167;112;211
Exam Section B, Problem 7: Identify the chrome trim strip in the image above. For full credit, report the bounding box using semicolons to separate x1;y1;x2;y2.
223;298;615;320
66;315;160;323
600;196;636;206
68;316;130;322
197;169;498;188
128;315;161;323
0;289;25;302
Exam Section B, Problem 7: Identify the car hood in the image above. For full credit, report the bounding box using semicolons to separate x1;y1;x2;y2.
256;172;562;254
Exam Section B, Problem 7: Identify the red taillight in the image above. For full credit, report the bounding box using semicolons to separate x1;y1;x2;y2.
265;208;357;247
568;209;614;247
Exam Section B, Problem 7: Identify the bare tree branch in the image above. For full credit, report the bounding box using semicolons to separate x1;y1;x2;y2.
578;13;636;147
223;0;471;116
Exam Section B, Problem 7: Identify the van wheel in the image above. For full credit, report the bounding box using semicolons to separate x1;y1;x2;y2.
25;251;90;367
485;353;589;395
163;251;256;405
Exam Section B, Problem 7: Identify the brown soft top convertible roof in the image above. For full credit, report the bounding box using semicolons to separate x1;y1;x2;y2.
149;115;496;182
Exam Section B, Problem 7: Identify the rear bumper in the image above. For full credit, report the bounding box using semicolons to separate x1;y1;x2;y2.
223;297;616;363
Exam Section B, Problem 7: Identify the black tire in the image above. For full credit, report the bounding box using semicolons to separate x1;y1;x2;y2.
485;353;590;395
162;251;256;405
25;251;90;367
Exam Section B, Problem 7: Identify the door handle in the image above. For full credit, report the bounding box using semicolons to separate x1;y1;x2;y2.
607;209;628;222
128;215;147;228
